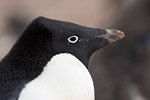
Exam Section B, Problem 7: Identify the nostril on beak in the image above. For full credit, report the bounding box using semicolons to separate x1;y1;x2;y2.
112;29;118;33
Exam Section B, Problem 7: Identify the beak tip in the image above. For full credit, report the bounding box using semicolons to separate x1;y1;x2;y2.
105;29;125;43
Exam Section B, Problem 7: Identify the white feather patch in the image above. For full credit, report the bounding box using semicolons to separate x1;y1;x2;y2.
18;53;94;100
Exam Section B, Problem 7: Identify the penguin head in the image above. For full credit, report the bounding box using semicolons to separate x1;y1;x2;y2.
33;17;124;67
16;17;124;67
7;17;124;68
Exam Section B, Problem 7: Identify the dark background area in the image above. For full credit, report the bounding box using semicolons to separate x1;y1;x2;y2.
0;0;149;100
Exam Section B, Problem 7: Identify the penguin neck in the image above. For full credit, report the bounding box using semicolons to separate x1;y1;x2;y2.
18;53;95;100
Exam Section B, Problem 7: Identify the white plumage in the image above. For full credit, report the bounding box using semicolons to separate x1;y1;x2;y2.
18;53;94;100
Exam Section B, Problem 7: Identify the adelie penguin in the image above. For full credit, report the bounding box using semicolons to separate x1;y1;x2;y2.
0;17;125;100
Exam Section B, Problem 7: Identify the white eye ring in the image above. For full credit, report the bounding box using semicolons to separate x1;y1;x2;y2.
68;35;79;43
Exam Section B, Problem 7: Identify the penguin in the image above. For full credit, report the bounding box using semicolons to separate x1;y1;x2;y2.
0;17;125;100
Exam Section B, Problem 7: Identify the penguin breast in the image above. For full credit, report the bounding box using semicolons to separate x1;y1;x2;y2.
18;53;94;100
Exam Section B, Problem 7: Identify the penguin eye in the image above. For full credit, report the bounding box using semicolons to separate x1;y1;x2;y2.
68;35;79;43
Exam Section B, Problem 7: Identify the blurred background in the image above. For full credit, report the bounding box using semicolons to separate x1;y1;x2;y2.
0;0;149;100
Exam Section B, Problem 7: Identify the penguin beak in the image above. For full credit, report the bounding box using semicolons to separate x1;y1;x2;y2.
97;29;125;44
83;29;125;60
80;29;125;67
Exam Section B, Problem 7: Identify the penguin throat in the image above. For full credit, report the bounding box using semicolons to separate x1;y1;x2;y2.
18;53;95;100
